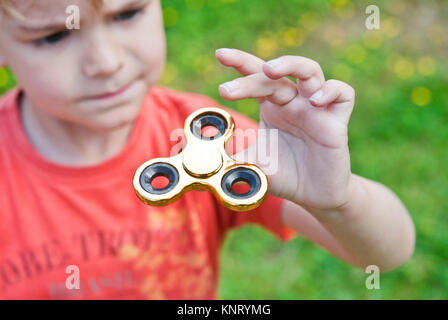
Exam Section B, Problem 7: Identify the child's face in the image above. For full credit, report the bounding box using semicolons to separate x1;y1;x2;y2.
0;0;166;130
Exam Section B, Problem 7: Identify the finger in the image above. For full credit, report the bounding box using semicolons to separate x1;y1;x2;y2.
215;48;265;76
309;79;355;122
218;72;298;106
262;55;325;98
309;79;355;106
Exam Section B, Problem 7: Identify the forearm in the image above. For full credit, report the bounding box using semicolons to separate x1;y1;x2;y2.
302;173;415;271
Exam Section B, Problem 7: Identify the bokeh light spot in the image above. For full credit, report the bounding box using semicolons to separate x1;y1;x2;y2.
279;27;305;48
345;45;366;65
255;37;278;60
363;32;383;49
382;18;402;38
299;12;320;32
393;58;414;79
411;87;432;107
417;56;436;77
163;7;179;27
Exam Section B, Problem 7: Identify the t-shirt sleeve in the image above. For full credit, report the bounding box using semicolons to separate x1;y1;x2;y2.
213;106;296;242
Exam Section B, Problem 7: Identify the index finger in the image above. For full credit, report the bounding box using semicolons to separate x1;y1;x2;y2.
263;55;325;98
215;48;265;76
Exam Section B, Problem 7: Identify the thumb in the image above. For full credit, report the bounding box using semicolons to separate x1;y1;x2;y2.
230;126;279;177
231;142;258;165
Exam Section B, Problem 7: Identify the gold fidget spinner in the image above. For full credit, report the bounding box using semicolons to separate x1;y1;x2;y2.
132;107;268;212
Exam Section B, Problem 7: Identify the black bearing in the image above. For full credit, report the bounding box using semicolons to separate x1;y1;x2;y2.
191;113;227;141
221;167;261;199
139;163;179;195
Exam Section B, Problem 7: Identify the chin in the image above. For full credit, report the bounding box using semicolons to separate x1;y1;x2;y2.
88;99;143;131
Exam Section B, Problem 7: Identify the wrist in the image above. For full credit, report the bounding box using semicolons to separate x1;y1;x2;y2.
304;174;368;222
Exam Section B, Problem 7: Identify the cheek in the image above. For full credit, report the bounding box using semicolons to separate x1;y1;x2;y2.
9;53;75;101
7;50;81;119
137;36;166;81
128;11;167;79
18;67;57;94
11;59;58;94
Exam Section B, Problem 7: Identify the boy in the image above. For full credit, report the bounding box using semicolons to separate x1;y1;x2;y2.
0;0;415;299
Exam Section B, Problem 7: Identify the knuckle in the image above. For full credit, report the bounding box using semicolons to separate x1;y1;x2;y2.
303;58;321;73
270;89;296;106
300;58;322;79
311;60;321;71
326;79;355;100
342;82;356;99
348;85;355;99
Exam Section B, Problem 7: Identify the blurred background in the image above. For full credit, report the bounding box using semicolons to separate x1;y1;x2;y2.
1;0;447;299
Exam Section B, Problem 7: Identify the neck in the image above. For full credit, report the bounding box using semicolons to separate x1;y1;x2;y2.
20;94;134;167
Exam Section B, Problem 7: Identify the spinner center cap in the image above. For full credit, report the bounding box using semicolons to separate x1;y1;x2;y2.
182;147;223;178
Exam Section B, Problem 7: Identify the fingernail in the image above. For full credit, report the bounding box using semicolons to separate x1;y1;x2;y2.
219;80;240;94
265;58;281;70
309;90;324;103
216;48;233;54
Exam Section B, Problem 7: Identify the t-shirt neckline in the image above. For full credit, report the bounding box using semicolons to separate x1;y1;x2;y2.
6;87;154;187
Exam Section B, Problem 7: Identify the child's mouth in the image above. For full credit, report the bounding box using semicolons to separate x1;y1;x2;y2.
90;81;134;100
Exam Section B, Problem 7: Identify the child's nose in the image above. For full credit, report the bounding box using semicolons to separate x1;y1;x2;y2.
81;28;124;78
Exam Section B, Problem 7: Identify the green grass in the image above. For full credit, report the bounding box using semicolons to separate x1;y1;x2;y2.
1;0;447;299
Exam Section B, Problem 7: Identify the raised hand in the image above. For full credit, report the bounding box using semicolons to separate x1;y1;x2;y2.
216;48;356;212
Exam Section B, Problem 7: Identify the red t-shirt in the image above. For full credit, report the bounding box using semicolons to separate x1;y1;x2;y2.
0;85;295;299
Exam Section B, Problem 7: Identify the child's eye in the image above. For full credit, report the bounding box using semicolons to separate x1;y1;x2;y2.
34;30;71;46
113;8;144;22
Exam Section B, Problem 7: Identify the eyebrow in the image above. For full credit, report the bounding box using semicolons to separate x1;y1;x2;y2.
15;0;150;33
18;21;68;33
